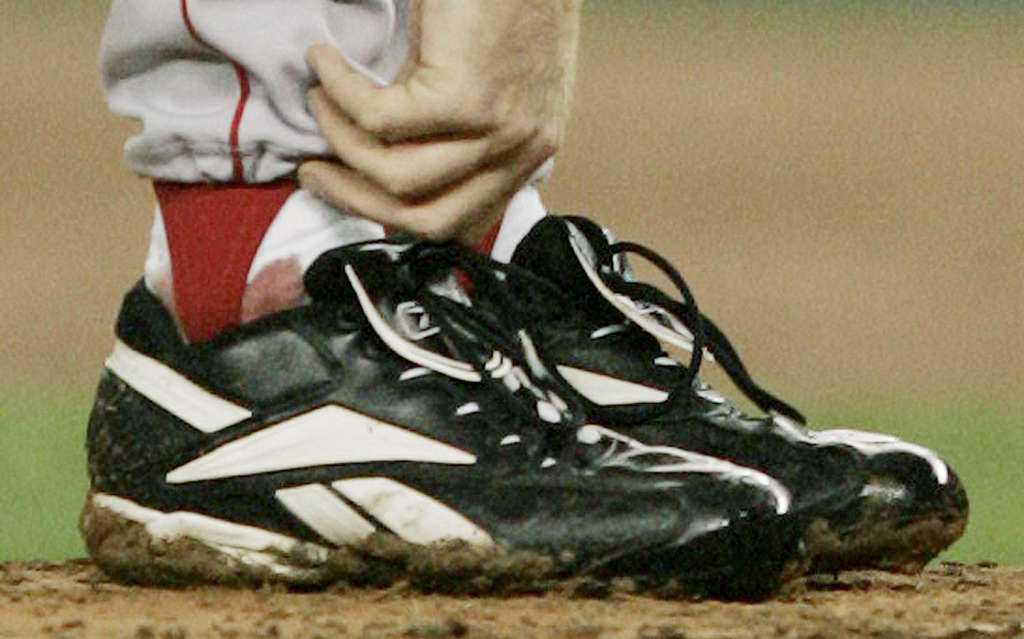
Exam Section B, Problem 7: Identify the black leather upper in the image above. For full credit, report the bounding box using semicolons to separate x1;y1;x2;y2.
86;240;804;591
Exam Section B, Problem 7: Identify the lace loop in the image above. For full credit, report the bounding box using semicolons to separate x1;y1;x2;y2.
608;241;706;393
570;223;806;425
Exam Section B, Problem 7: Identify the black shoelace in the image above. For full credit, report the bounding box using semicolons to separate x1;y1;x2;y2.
319;239;587;443
604;240;806;424
495;216;805;425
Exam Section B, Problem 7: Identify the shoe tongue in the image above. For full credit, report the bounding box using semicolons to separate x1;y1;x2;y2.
304;242;456;338
305;244;386;303
509;216;624;324
305;238;584;430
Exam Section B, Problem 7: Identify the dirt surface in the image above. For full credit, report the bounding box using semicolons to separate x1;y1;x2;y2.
3;560;1024;639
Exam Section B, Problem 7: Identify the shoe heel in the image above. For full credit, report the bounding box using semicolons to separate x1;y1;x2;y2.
79;491;332;586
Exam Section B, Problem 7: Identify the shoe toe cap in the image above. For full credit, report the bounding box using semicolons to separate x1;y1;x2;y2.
807;428;969;572
860;445;968;523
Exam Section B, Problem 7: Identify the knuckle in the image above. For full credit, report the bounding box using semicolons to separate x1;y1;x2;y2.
415;212;460;243
456;91;498;130
535;123;562;157
496;118;531;147
379;168;428;201
354;109;389;136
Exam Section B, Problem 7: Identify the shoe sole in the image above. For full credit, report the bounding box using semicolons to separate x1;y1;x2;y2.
80;491;802;598
80;491;564;592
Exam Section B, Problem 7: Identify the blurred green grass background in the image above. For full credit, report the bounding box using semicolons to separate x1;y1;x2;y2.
4;387;1019;563
3;2;1022;565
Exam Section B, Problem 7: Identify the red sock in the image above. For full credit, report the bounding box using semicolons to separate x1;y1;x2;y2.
474;218;503;257
154;180;297;343
447;217;503;292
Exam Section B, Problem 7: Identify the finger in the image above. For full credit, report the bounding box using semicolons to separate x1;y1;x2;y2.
299;151;540;245
307;44;489;141
299;160;408;232
308;87;514;200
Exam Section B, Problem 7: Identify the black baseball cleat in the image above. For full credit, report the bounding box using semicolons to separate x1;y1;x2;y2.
81;238;805;599
505;214;968;574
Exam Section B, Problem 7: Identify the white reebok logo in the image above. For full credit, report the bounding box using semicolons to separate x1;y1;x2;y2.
105;343;478;486
166;405;477;484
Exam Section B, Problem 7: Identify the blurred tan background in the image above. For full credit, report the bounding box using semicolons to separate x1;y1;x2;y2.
3;3;1022;406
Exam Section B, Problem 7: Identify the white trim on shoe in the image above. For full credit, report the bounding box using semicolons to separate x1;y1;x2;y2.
557;365;669;405
106;340;253;433
333;478;494;547
91;493;328;579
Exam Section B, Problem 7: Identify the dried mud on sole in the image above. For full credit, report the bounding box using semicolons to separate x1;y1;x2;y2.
2;561;1023;639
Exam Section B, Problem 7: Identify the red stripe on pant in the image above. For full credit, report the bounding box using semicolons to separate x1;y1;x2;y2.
180;0;250;182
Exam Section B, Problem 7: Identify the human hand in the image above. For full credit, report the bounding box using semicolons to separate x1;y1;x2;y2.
298;0;581;246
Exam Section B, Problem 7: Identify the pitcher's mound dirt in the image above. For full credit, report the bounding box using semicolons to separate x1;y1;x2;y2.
2;560;1023;638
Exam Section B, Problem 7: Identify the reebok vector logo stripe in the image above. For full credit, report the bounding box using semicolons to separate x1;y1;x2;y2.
166;405;477;484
